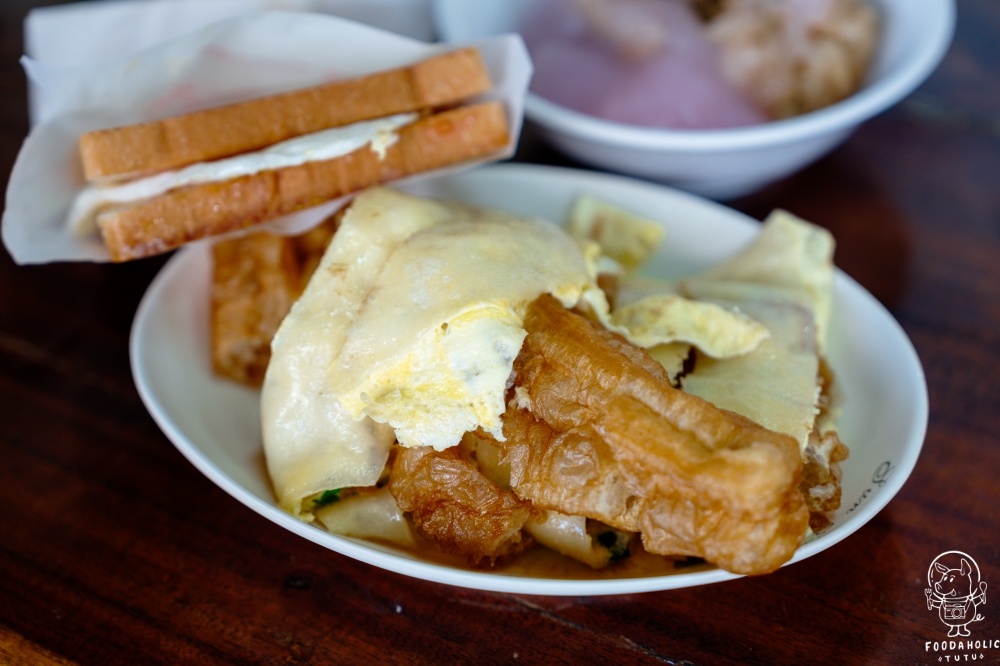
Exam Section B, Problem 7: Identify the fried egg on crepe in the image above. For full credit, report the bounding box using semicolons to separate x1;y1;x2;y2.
261;187;610;518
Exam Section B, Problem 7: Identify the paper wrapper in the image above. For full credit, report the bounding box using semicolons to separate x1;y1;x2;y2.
24;2;436;86
3;9;530;264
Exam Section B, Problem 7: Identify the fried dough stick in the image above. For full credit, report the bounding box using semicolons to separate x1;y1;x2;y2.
210;233;301;387
210;216;337;386
500;295;809;575
389;445;535;567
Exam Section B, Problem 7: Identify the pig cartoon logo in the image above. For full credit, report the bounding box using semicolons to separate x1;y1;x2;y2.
925;551;987;637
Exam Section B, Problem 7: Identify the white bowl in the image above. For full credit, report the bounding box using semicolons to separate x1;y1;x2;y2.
433;0;955;199
131;164;928;595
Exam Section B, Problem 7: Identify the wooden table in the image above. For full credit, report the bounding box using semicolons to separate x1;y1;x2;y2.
2;2;998;664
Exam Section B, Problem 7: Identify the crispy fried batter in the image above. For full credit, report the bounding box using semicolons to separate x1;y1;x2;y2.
210;215;338;386
499;295;809;575
388;444;535;567
210;232;301;386
800;428;849;531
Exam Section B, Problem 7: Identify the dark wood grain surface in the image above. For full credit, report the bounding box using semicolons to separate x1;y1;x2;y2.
2;2;998;664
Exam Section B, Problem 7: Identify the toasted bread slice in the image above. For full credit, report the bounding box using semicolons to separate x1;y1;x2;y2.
79;47;493;182
97;101;509;261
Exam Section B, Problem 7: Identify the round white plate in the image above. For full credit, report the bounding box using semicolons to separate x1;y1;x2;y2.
130;163;928;595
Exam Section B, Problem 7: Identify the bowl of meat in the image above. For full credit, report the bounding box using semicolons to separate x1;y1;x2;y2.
433;0;955;199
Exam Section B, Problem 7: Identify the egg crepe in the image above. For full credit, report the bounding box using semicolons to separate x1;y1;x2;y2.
261;187;609;517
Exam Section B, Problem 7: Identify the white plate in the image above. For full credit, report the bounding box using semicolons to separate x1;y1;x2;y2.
130;163;928;595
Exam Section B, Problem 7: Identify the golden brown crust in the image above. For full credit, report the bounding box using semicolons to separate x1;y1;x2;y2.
800;428;849;531
96;101;509;261
209;215;337;386
79;47;493;182
210;232;301;387
499;295;809;575
389;444;535;568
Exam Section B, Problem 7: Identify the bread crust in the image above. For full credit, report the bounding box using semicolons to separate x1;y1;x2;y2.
79;47;493;182
96;101;509;262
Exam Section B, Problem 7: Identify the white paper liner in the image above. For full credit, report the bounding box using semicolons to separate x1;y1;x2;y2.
25;1;435;83
3;9;530;264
